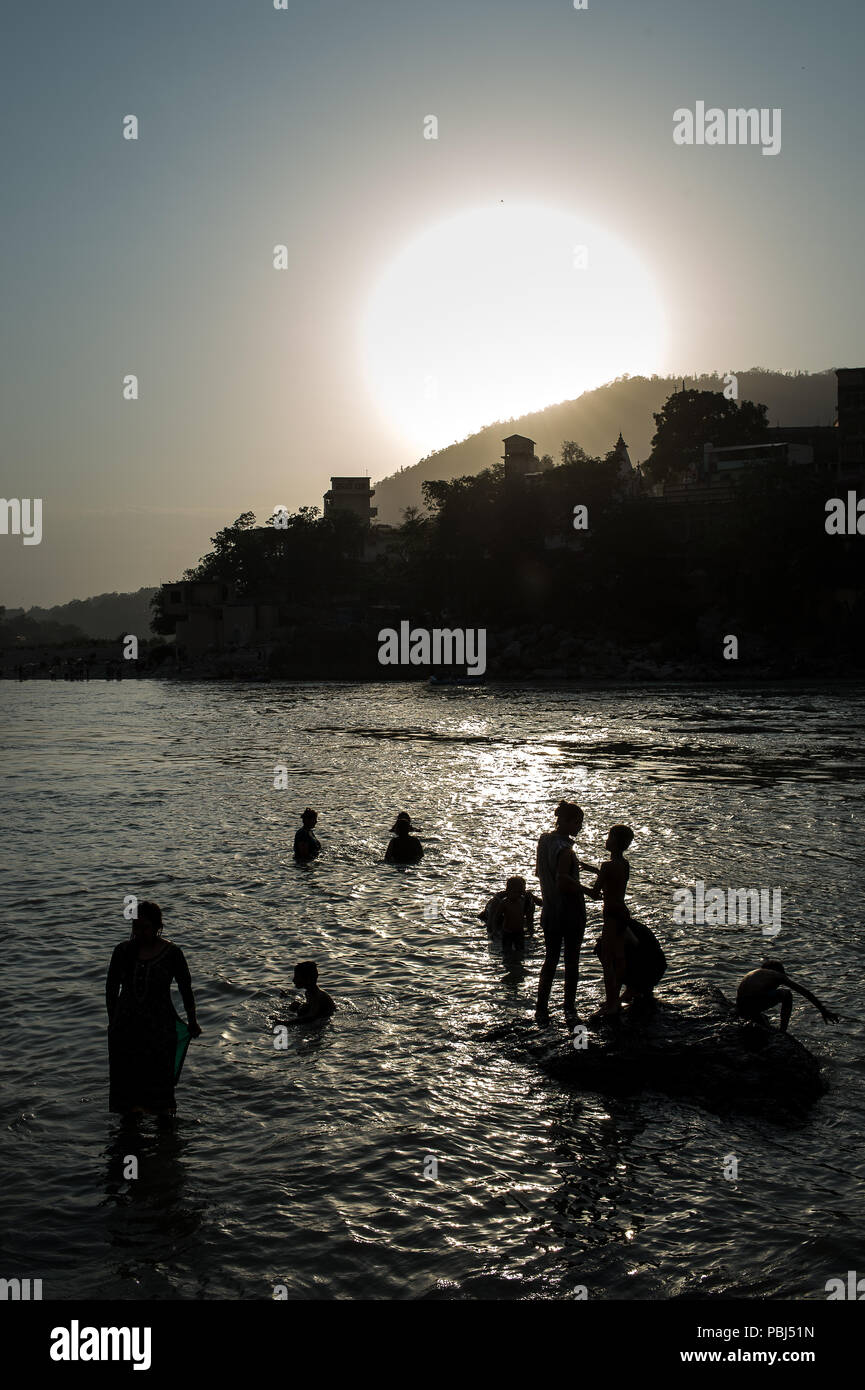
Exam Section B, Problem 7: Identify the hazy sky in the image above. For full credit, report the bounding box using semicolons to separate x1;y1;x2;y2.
2;0;863;607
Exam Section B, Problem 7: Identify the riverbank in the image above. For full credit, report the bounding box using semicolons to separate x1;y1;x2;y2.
2;622;861;683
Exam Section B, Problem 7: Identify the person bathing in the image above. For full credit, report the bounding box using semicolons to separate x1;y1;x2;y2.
486;875;537;954
585;824;635;1018
385;812;424;863
736;960;837;1032
294;807;321;861
585;826;666;1019
535;800;592;1025
289;961;336;1022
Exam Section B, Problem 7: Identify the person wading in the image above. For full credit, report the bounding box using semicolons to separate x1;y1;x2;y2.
534;800;591;1026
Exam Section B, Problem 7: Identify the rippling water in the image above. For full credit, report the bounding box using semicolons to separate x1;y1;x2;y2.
2;680;864;1300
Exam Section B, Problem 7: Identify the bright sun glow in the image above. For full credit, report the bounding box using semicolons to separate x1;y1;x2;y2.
361;202;668;455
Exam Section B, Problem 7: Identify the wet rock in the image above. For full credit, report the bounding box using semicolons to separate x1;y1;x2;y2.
495;981;828;1122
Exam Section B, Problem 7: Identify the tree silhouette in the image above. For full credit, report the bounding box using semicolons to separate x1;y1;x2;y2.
646;389;768;484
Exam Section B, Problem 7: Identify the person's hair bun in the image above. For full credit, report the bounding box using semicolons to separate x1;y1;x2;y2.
136;901;163;930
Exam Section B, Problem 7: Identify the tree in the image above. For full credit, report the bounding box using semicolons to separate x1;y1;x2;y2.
645;389;768;484
560;441;595;468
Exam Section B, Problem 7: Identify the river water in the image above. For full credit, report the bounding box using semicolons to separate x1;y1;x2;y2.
2;679;863;1300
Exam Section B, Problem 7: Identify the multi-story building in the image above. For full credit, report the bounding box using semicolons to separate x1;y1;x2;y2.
160;581;280;658
661;367;863;502
501;434;538;478
837;367;865;468
323;477;378;522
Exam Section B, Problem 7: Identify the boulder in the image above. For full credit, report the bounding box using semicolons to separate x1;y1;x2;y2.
492;981;828;1122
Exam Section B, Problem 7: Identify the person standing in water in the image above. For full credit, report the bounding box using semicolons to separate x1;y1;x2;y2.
385;812;424;863
106;902;201;1121
535;801;591;1024
586;824;634;1018
294;807;321;861
586;826;666;1017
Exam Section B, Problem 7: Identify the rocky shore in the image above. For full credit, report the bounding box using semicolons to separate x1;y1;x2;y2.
3;620;856;683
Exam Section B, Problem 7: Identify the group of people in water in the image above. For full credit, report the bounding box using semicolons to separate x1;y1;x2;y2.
105;796;838;1120
482;799;839;1032
293;807;424;864
480;799;667;1026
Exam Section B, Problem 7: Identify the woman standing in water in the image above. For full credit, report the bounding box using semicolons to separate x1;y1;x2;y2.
106;902;201;1121
534;800;590;1025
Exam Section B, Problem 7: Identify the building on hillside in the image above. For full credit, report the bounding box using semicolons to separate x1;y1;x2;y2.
501;434;554;482
611;431;632;470
837;367;865;467
502;435;536;478
657;367;864;503
610;431;643;496
161;581;280;658
323;477;378;522
700;438;816;479
764;425;839;469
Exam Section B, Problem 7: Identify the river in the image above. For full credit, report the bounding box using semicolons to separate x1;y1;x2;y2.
2;679;863;1299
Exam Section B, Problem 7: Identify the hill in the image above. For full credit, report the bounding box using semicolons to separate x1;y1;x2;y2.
372;370;838;521
4;588;158;640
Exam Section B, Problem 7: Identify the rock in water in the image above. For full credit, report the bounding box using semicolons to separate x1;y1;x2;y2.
514;982;828;1121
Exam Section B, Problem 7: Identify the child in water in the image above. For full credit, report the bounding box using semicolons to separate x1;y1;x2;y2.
736;959;838;1033
481;876;537;952
289;961;336;1022
585;825;635;1017
493;876;536;952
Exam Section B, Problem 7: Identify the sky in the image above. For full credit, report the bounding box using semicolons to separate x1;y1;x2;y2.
1;0;863;607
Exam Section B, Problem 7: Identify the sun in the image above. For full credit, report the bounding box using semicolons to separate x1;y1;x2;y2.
360;202;668;455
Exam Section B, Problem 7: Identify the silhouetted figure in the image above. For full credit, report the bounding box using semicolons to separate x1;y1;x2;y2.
106;902;201;1121
288;961;336;1022
619;918;666;1003
535;800;590;1023
385;812;423;863
481;876;537;953
585;824;636;1018
736;959;838;1033
294;807;321;861
591;917;666;1012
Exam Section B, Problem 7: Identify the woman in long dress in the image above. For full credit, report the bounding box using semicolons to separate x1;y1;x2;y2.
106;901;201;1119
